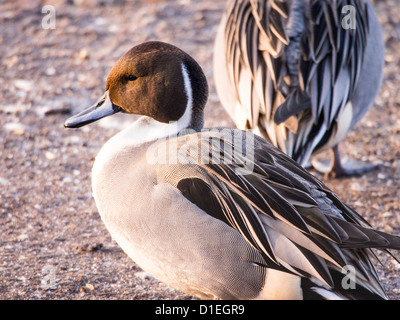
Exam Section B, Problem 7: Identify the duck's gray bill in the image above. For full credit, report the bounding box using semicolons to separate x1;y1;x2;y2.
64;91;121;128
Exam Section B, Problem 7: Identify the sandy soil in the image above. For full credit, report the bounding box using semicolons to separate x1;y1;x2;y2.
1;0;400;300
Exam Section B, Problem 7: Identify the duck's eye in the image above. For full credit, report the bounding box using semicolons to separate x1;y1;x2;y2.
128;75;138;81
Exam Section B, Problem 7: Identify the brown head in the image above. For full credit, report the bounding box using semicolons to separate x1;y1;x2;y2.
65;41;208;131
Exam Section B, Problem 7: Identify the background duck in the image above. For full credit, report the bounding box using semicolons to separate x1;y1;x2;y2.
213;0;384;177
65;41;400;300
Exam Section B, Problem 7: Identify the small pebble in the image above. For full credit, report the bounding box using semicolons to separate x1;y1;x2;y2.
45;151;56;160
13;79;34;92
383;211;393;218
4;122;26;135
135;271;154;281
85;283;95;291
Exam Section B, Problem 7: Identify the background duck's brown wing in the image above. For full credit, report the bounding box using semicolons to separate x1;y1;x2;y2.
220;0;369;165
157;130;400;299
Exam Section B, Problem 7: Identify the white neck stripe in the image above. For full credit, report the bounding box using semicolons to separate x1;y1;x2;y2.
178;62;193;131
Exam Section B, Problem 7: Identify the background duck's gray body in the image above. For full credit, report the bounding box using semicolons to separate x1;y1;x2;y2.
348;5;384;127
214;0;384;167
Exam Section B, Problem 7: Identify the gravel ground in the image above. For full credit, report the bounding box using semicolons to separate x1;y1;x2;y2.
1;0;400;300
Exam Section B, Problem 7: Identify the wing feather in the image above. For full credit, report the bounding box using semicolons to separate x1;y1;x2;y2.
159;131;400;298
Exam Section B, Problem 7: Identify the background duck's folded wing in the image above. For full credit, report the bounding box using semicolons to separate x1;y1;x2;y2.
221;0;370;164
224;0;289;129
276;0;370;163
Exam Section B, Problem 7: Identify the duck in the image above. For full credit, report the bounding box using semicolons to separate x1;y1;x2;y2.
64;41;400;300
213;0;384;177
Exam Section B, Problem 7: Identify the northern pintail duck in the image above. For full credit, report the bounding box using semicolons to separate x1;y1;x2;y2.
65;41;399;300
214;0;384;177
